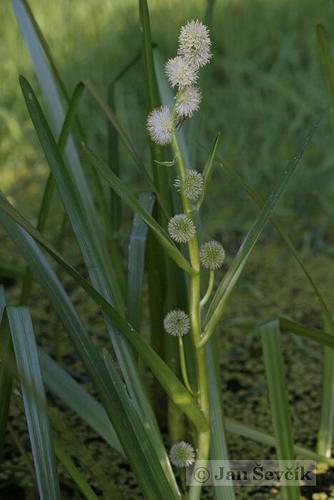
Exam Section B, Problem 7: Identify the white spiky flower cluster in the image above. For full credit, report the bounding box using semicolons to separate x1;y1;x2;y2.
178;20;212;69
175;85;202;118
200;240;225;270
174;169;204;201
165;56;198;88
168;214;196;243
164;310;190;337
170;441;195;468
146;105;173;145
146;19;211;144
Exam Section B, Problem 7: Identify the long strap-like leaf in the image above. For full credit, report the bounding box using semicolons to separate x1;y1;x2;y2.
200;117;321;346
0;288;12;459
0;216;181;499
8;307;61;500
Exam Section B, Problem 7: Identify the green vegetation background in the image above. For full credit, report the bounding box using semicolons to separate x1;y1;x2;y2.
1;0;334;498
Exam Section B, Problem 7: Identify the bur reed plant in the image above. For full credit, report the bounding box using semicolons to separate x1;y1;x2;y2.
2;0;334;499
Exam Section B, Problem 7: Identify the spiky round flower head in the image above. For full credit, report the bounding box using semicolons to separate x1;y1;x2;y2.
146;105;173;145
178;19;212;69
168;214;196;243
174;169;204;201
165;56;198;88
170;441;195;468
200;240;226;270
164;309;190;337
175;85;202;118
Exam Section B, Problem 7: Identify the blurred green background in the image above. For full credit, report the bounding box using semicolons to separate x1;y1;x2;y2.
2;0;334;248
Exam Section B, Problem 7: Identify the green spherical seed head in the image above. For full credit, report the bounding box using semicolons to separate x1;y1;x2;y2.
168;214;196;243
183;170;204;201
200;240;225;270
170;441;195;467
164;310;190;337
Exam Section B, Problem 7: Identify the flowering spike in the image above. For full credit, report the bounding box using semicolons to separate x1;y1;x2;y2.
164;310;190;337
165;56;198;88
168;214;196;243
175;169;203;201
200;240;225;270
170;441;195;467
146;105;173;145
178;19;212;69
175;85;202;118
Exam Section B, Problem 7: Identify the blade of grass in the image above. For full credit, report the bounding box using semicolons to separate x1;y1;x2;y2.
317;315;334;457
82;80;169;217
19;76;165;446
53;440;100;500
279;317;334;348
108;82;121;235
260;320;300;500
0;217;181;499
206;337;235;500
83;146;194;275
13;0;123;263
139;0;187;440
316;23;334;459
7;306;60;500
20;82;85;303
221;156;334;456
196;133;221;209
0;202;208;433
103;350;181;499
220;158;334;331
127;192;154;329
37;348;123;456
200;118;322;346
12;0;89;199
225;418;334;467
0;288;12;459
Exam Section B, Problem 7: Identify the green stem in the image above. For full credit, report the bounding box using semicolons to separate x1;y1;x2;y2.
200;270;214;308
178;336;193;395
172;131;210;500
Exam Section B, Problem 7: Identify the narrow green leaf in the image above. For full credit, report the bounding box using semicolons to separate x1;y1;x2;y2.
317;24;334;101
20;82;86;303
53;440;100;500
279;317;334;348
19;77;164;447
127;193;154;328
196;133;221;209
225;418;334;467
12;0;90;200
82;79;169;213
8;306;60;500
317;315;334;458
260;320;300;500
201;118;321;345
108;82;121;235
206;337;235;500
0;200;208;434
38;349;123;456
220;157;334;332
0;216;181;499
84;146;194;275
103;351;181;500
0;288;12;458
